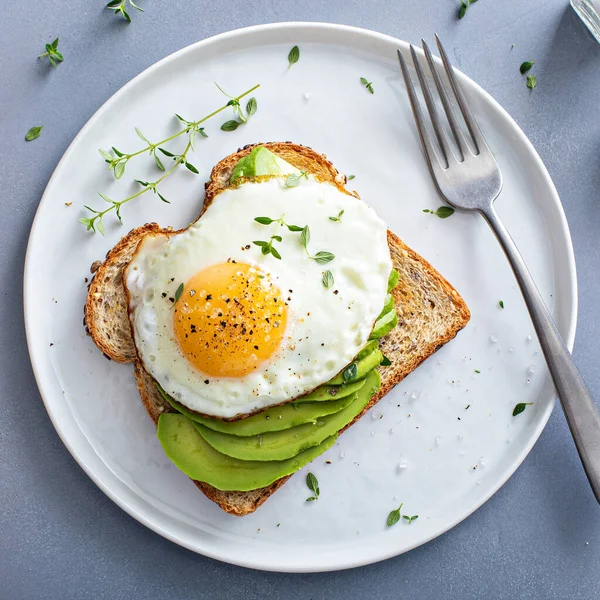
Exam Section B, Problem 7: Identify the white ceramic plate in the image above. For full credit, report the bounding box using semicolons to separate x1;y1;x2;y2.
24;23;577;572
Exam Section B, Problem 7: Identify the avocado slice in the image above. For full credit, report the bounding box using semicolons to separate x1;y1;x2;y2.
230;146;300;182
356;340;379;361
194;370;381;462
370;309;399;340
328;348;383;385
161;388;354;436
295;378;367;403
388;269;400;292
157;413;336;491
377;293;395;320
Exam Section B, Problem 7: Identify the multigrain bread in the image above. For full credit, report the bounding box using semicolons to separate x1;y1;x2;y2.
85;142;470;516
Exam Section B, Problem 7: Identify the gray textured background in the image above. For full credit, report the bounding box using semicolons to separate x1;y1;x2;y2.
2;1;600;598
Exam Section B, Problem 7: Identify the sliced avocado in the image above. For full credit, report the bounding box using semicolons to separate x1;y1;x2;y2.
370;309;399;340
157;413;336;491
230;146;300;182
328;349;383;385
194;370;381;462
388;269;400;292
162;388;354;436
295;378;367;403
377;293;395;320
356;340;379;361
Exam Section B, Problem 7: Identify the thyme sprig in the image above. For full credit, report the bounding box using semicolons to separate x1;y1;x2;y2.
80;83;260;234
218;84;259;131
105;0;143;22
305;472;319;502
300;226;335;264
252;215;304;259
38;38;64;68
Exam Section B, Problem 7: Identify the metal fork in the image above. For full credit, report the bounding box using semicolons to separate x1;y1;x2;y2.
398;36;600;503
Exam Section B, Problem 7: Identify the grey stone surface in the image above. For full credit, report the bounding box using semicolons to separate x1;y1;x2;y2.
1;1;599;598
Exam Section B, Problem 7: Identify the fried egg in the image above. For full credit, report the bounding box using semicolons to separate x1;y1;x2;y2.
125;177;391;418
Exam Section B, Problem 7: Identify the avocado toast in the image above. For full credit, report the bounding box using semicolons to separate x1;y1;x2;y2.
85;142;470;516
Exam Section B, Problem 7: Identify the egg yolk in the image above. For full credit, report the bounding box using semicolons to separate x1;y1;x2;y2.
173;262;288;378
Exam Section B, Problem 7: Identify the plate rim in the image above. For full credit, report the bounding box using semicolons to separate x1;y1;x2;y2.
23;21;578;572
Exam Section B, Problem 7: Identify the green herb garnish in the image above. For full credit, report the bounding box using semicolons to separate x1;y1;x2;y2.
301;225;335;264
105;0;143;22
387;503;403;527
132;181;169;205
520;61;535;74
254;215;303;231
253;237;283;260
360;77;374;94
499;300;505;309
305;472;319;501
381;355;392;367
458;0;478;19
217;84;258;131
342;363;358;383
38;37;63;68
513;402;533;416
285;171;308;187
474;369;481;374
25;126;44;142
220;120;239;132
300;224;310;248
313;252;335;264
347;174;355;180
255;216;275;225
526;75;537;91
246;97;258;117
252;215;304;259
174;282;184;304
387;503;418;526
329;210;344;223
79;83;259;234
423;206;455;219
322;270;334;289
288;45;300;68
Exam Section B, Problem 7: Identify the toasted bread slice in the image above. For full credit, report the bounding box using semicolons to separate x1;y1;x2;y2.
85;223;163;362
85;142;470;516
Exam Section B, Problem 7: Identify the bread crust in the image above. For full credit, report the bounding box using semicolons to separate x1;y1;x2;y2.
85;142;470;516
85;223;162;362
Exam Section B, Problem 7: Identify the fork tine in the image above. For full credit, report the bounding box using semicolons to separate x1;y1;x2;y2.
397;49;444;174
421;39;469;160
434;34;489;154
409;44;450;168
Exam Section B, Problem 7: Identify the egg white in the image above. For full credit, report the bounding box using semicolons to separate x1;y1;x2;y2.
125;177;392;418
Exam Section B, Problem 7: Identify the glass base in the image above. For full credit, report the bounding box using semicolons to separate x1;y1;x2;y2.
572;0;600;43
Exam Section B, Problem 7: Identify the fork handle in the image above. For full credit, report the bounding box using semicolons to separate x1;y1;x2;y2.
482;205;600;503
